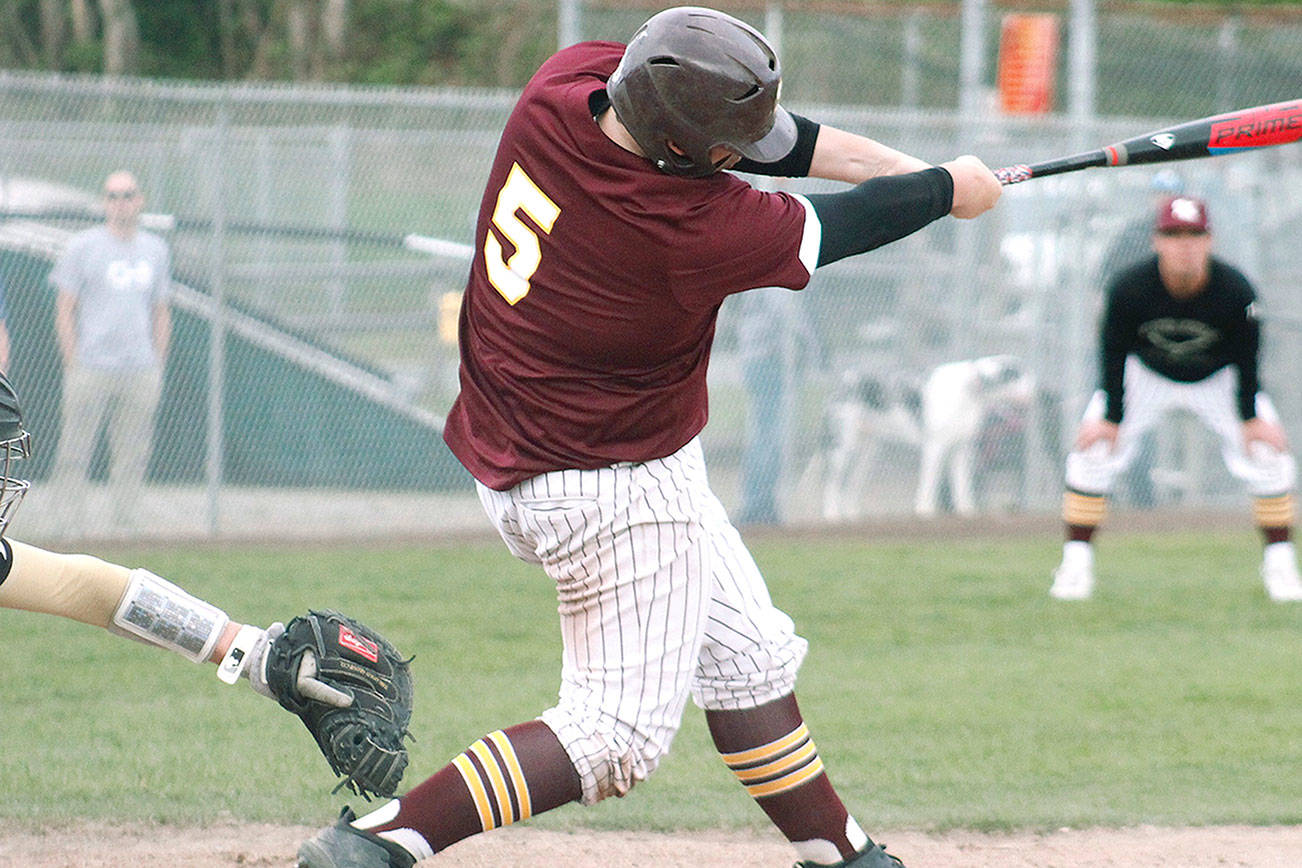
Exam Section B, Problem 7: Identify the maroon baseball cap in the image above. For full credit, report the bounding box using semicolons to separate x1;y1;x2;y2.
1155;195;1210;233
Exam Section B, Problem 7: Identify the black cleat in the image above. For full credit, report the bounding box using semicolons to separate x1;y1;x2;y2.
297;807;417;868
795;837;905;867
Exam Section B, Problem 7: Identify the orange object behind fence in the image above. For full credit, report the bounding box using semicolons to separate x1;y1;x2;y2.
997;13;1059;115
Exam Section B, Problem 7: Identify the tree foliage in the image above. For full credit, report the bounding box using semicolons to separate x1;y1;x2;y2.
0;0;558;86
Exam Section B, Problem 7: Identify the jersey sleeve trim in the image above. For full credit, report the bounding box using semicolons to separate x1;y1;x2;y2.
790;193;821;278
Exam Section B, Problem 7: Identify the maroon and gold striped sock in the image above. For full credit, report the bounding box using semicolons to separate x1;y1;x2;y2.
707;694;865;862
1063;489;1105;542
357;719;580;855
1254;494;1294;545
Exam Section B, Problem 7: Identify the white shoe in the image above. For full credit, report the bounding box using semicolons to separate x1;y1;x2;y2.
1050;563;1094;600
1262;558;1302;602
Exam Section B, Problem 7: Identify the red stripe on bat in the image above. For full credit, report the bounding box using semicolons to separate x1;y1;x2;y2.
1208;101;1302;150
1104;145;1121;166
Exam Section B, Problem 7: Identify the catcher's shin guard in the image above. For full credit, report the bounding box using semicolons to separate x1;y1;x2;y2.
298;807;416;868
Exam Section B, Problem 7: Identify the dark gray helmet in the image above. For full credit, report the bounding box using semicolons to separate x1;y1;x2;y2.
0;370;31;536
607;6;796;177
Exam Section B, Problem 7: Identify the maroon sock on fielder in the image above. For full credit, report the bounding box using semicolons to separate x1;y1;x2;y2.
1262;526;1290;545
707;693;860;860
366;719;581;853
1067;523;1097;543
1063;489;1105;542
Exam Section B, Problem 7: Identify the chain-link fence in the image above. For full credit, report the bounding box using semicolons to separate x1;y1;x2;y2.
1;3;1299;541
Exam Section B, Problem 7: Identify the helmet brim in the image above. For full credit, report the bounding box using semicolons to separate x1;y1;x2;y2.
736;105;797;164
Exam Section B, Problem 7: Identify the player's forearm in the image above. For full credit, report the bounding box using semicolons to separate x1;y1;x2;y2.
732;116;923;181
0;538;130;627
1234;320;1261;420
1100;342;1128;423
0;538;237;663
806;125;932;184
805;168;953;267
210;621;244;663
1236;362;1260;421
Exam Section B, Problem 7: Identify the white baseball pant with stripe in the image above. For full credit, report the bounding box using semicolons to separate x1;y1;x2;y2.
1066;357;1296;497
476;436;808;806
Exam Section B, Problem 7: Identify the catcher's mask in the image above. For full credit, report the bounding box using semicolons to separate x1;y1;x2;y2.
607;6;796;178
0;371;30;536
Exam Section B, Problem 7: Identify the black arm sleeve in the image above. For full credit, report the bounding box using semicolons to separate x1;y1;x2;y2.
1232;302;1261;421
733;114;820;178
1099;286;1132;424
804;167;953;267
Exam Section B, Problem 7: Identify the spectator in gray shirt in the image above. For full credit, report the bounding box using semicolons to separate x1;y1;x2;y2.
49;170;171;535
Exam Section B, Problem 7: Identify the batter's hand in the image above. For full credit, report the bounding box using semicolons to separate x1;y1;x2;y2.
941;155;1002;219
1075;419;1120;452
1243;417;1289;453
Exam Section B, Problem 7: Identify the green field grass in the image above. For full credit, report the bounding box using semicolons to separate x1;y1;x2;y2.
1;529;1299;834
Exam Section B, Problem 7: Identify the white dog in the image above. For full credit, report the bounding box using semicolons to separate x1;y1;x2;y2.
820;355;1037;520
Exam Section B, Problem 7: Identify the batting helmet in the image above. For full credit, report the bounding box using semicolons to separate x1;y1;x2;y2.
607;6;796;177
0;371;31;536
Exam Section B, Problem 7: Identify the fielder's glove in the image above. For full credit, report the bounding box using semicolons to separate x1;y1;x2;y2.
262;610;414;799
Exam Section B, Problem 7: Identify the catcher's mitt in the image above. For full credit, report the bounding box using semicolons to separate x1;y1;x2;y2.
265;609;413;799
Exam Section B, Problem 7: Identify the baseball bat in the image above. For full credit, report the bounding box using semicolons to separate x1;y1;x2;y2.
994;99;1302;185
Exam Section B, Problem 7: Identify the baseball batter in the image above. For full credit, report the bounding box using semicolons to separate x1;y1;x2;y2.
297;7;1000;868
1051;195;1302;602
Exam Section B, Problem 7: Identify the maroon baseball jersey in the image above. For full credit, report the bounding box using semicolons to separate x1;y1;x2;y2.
443;42;817;489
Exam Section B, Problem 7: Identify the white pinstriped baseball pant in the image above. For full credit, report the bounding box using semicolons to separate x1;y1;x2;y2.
1066;356;1297;497
475;436;808;805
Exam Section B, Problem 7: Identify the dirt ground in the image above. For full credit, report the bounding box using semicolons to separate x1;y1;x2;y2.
3;822;1302;867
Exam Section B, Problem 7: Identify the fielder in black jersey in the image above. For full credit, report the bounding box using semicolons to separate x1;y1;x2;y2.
1100;257;1259;425
1097;170;1186;510
1051;195;1302;602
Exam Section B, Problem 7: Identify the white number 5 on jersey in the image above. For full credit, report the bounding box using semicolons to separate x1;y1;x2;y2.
484;162;560;305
